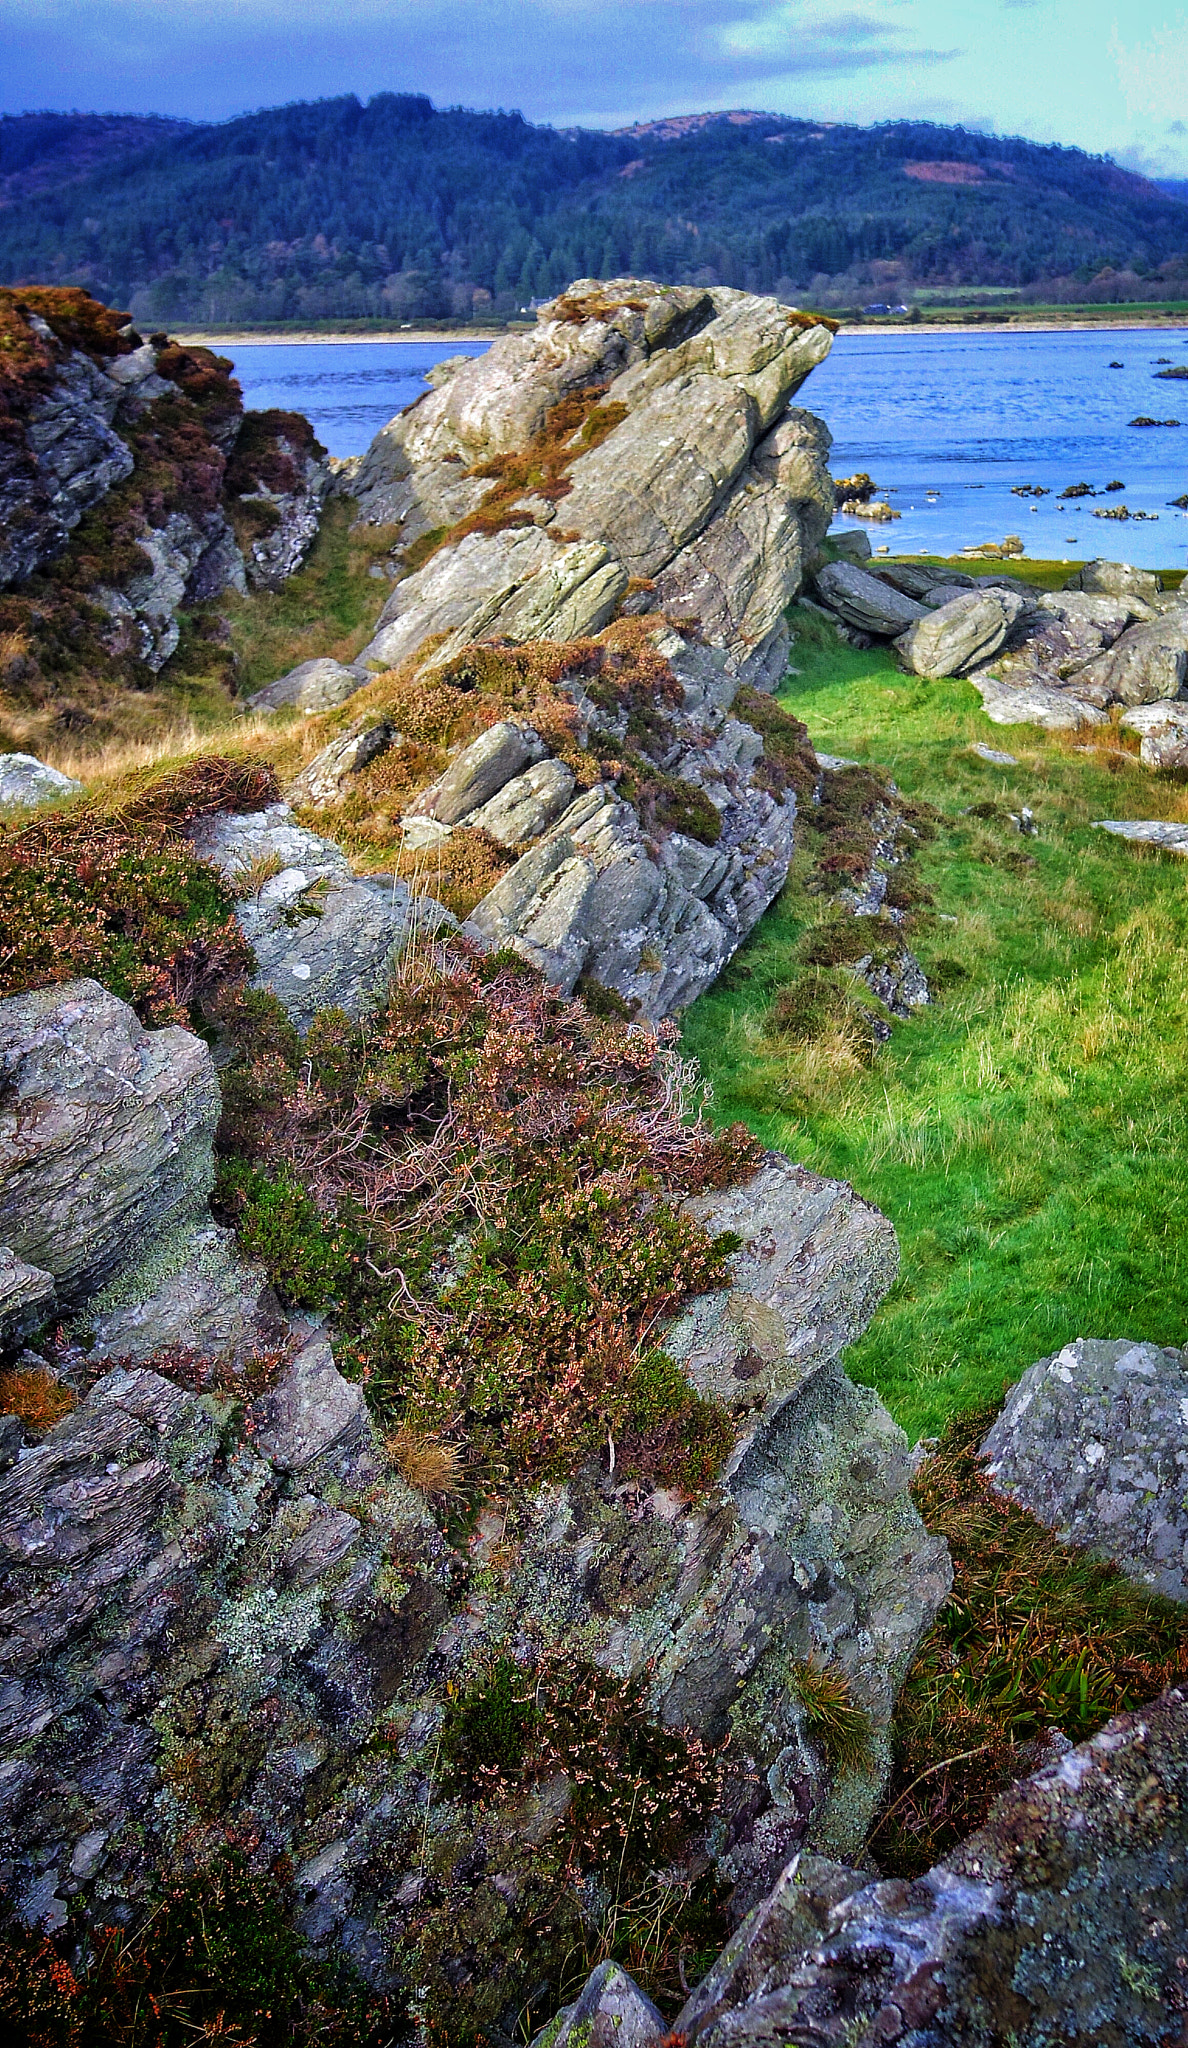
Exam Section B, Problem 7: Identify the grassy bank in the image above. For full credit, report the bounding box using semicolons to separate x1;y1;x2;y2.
683;574;1188;1441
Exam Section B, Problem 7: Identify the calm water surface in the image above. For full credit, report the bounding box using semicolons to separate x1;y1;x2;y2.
226;328;1188;570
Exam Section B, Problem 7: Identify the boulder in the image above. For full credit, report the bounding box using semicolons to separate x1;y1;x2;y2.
982;1337;1188;1599
590;1684;1188;2045
1070;601;1188;705
1067;557;1163;601
895;588;1026;679
0;980;220;1310
83;1221;287;1369
0;1246;56;1353
246;657;372;715
871;563;975;600
250;1333;368;1474
970;742;1018;765
407;719;548;826
970;673;1108;731
813;561;928;637
185;804;453;1030
1120;698;1188;769
825;528;873;564
0;753;82;810
286;720;399;806
533;1960;665;2048
1094;818;1188;855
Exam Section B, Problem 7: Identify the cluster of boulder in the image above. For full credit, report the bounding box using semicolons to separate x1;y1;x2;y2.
809;547;1188;762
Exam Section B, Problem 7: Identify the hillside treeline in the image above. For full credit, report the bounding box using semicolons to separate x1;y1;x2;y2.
1;95;1186;322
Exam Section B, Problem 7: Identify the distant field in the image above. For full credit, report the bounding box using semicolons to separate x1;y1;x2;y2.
684;580;1188;1441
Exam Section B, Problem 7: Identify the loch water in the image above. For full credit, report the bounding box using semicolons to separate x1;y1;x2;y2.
225;326;1188;570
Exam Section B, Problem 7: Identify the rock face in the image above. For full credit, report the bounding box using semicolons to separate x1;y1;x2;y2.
459;632;798;1016
0;752;82;809
0;983;945;1992
0;979;220;1311
553;1683;1188;2046
981;1336;1188;1600
351;278;836;688
184;804;453;1031
0;318;137;590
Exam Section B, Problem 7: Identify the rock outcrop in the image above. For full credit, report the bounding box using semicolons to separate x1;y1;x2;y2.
0;975;946;2008
350;279;836;690
982;1336;1188;1601
0;752;81;809
548;1682;1188;2046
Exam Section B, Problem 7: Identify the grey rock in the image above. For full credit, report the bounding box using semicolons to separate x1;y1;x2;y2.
534;1960;665;2048
970;742;1018;765
0;753;82;810
0;1246;56;1353
362;527;627;672
1120;698;1188;768
895;588;1026;679
1066;556;1163;600
676;1854;872;2035
83;1221;286;1369
185;804;453;1030
0;347;134;590
286;720;398;806
407;719;548;826
971;673;1109;731
251;1334;367;1473
0;980;220;1310
1036;588;1150;633
1071;601;1188;705
872;563;976;600
825;528;873;564
247;657;372;715
240;441;332;591
1093;817;1188;854
814;561;928;637
466;756;577;846
982;1337;1188;1599
97;509;244;671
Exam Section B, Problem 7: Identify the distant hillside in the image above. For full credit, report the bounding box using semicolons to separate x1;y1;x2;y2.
1;94;1186;323
1156;179;1188;206
0;112;193;209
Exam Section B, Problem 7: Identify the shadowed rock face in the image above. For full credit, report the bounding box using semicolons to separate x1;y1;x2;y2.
546;1686;1188;2047
351;278;836;688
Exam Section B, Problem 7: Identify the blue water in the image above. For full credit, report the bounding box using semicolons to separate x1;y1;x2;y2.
224;327;1188;569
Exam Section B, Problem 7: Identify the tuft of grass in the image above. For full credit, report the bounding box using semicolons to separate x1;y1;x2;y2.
0;1367;75;1435
387;1426;465;1500
790;1658;875;1774
869;1404;1188;1877
683;603;1188;1441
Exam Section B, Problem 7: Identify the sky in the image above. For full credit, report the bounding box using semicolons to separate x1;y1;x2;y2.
4;0;1188;177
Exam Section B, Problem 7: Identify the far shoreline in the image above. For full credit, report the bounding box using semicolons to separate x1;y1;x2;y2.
174;314;1188;348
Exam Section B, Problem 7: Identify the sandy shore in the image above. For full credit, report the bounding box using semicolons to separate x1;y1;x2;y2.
171;328;510;347
172;314;1188;347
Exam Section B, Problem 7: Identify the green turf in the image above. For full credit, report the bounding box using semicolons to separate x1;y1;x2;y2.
682;603;1188;1441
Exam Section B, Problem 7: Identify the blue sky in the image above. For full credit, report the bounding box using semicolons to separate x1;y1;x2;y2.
5;0;1188;175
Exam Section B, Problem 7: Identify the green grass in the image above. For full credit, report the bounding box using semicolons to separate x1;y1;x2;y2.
683;599;1188;1440
211;498;394;699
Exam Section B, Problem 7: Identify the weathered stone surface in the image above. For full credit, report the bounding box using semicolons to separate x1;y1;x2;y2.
0;752;82;809
814;561;927;637
185;803;452;1030
895;589;1026;679
871;563;975;601
1120;698;1188;768
407;719;548;826
982;1336;1188;1599
246;656;372;715
1067;556;1164;601
364;527;628;672
0;1245;56;1353
969;742;1018;765
647;1684;1188;2046
466;756;577;846
286;720;399;806
535;1959;665;2048
239;438;332;591
83;1221;287;1368
1093;817;1188;854
971;672;1108;730
251;1333;368;1473
0;338;135;590
97;507;245;671
1070;598;1188;706
675;1855;873;2038
0;980;220;1309
669;1154;899;1419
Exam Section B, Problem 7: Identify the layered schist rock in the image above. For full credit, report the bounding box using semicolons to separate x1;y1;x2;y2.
0;977;946;1987
350;278;836;690
546;1684;1188;2046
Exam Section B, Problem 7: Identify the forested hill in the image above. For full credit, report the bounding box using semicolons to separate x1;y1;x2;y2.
1;94;1186;324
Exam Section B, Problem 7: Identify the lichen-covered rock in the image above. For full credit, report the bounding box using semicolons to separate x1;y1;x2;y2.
0;979;220;1309
646;1684;1188;2045
286;719;400;805
0;330;135;590
1070;597;1188;705
238;435;332;591
97;506;245;670
406;718;549;825
1120;698;1188;768
1093;818;1188;855
0;1244;55;1353
895;588;1027;680
246;656;372;715
82;1221;287;1368
0;752;82;809
1067;556;1164;601
353;278;835;682
981;1336;1188;1600
971;673;1109;731
466;756;577;846
534;1959;665;2048
184;803;453;1030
